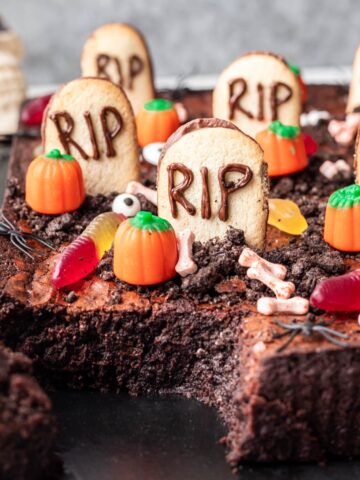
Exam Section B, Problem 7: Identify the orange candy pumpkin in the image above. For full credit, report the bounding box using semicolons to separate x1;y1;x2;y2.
324;184;360;252
113;211;178;285
26;149;85;214
136;98;180;148
256;121;308;176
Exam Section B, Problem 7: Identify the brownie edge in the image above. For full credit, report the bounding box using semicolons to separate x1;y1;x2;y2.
0;345;58;480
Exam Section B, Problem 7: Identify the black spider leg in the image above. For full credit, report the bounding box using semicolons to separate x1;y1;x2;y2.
0;215;38;257
21;232;56;251
313;325;349;347
276;330;301;353
313;325;349;338
9;234;34;259
0;213;55;252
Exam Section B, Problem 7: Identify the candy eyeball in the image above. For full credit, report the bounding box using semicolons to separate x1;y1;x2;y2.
142;142;165;166
112;193;141;217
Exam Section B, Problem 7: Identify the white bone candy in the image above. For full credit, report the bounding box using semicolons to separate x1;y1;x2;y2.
239;247;287;280
300;110;330;127
257;296;309;316
328;113;360;145
142;142;165;166
320;159;352;180
335;159;351;174
112;193;141;217
174;102;189;124
319;161;339;180
126;181;157;206
247;261;295;299
175;229;197;277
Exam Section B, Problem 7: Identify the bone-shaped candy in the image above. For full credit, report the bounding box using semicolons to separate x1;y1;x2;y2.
257;296;309;316
239;247;287;280
126;181;157;206
328;113;360;145
319;159;351;180
175;229;197;277
174;102;189;124
247;261;295;299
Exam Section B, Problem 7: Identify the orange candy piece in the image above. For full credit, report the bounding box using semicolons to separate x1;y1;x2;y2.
114;211;178;285
324;184;360;252
256;121;308;177
26;149;85;214
136;98;180;148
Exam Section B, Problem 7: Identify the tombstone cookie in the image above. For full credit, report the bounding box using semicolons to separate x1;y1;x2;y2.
356;128;360;184
157;118;269;249
213;52;301;138
42;77;139;196
347;45;360;113
81;23;155;115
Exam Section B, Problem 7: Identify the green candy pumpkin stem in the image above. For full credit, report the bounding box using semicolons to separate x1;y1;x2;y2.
268;120;300;139
144;98;174;112
129;211;173;232
288;63;301;76
329;184;360;209
45;149;74;161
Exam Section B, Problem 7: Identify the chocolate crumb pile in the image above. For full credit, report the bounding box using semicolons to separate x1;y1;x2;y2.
5;145;359;307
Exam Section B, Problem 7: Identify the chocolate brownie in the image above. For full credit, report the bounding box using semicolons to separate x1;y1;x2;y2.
1;84;360;473
0;345;57;480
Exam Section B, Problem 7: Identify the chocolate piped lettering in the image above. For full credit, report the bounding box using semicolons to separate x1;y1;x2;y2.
257;83;265;121
218;164;253;221
228;79;293;122
96;53;144;90
50;111;90;160
167;163;196;218
84;111;99;159
270;82;293;120
200;166;211;219
96;54;123;87
128;55;144;90
228;78;253;120
50;108;123;160
100;107;123;157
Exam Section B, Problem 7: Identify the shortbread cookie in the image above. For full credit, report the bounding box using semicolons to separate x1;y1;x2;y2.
0;35;25;134
157;118;269;248
81;23;155;115
347;45;360;113
213;52;301;138
355;127;360;183
42;77;139;196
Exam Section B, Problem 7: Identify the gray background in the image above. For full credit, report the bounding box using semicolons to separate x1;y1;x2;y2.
1;0;359;85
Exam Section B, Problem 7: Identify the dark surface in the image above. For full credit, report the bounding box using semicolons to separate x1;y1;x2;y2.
53;391;360;480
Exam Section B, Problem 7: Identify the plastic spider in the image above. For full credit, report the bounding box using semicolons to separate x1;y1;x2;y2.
273;314;350;353
0;213;54;259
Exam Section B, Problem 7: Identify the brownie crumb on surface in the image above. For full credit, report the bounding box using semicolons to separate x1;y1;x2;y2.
5;153;351;306
0;346;58;480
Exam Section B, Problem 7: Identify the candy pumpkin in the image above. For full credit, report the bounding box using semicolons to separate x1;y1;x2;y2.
26;149;85;214
256;121;308;176
113;211;178;285
324;184;360;252
136;98;180;148
289;63;308;104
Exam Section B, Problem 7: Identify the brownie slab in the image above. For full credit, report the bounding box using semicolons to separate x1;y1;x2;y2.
1;85;360;469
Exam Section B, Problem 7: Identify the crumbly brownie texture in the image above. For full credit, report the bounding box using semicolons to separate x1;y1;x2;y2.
1;85;360;469
0;345;57;480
